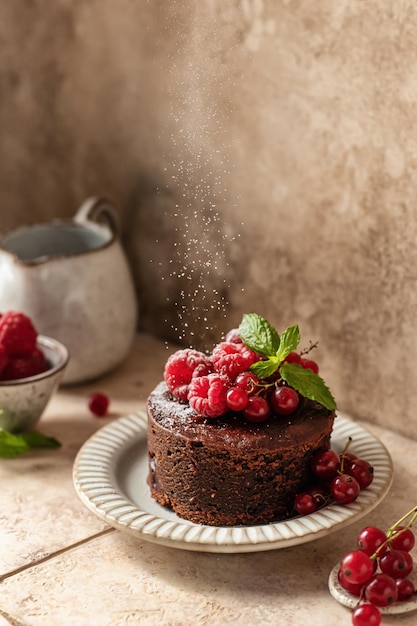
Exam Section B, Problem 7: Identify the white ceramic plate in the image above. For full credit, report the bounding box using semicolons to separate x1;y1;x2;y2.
73;412;393;553
328;560;417;614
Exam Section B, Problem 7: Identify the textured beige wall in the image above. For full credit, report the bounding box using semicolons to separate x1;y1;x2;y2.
1;1;417;438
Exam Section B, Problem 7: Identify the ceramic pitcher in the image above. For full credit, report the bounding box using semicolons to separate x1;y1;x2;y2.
0;197;138;384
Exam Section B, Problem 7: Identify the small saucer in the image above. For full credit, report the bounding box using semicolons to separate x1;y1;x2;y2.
328;562;417;614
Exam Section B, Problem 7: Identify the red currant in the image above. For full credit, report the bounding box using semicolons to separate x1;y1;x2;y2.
307;485;329;509
234;371;259;395
243;395;271;423
351;603;381;626
270;386;299;415
299;357;319;373
379;549;413;578
294;492;317;516
331;474;360;504
357;526;388;557
284;351;301;364
389;525;416;552
88;392;110;417
310;449;340;480
226;386;249;411
364;573;398;607
340;550;375;585
337;568;363;597
345;458;374;489
395;577;415;601
339;506;417;626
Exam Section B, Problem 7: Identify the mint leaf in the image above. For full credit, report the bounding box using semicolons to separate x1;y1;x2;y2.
0;428;61;458
244;321;300;380
280;363;337;411
20;432;61;449
0;429;30;457
275;324;300;363
250;356;280;379
239;313;280;356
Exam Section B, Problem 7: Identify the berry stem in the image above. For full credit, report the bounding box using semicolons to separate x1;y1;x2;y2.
371;505;417;559
386;505;417;539
339;437;353;473
299;341;319;356
253;377;283;396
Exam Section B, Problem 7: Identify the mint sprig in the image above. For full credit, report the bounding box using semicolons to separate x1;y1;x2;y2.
239;313;337;411
275;324;300;363
0;427;61;458
239;313;280;356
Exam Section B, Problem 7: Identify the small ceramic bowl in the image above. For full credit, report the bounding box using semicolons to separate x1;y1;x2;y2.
0;335;69;433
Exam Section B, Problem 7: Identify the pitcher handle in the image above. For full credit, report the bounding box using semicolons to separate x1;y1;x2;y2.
74;197;120;236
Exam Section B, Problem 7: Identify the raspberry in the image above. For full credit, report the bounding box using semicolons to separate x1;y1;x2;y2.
0;344;8;375
211;342;258;379
0;311;38;357
0;347;47;381
164;348;212;401
88;392;110;417
188;373;230;418
224;328;243;344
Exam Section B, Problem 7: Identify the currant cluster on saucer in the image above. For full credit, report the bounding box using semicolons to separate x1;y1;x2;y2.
339;506;417;626
294;439;374;515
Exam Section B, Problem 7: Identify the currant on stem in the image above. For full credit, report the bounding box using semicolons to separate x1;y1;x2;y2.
243;395;271;423
331;473;361;505
336;505;417;626
310;448;340;480
357;526;388;557
346;458;374;490
388;525;416;552
270;386;299;415
395;577;415;601
340;550;375;585
379;549;413;578
351;603;381;626
226;386;249;412
294;492;317;516
364;573;398;607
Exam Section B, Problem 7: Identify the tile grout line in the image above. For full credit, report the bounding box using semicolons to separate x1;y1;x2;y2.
0;607;28;626
0;527;116;583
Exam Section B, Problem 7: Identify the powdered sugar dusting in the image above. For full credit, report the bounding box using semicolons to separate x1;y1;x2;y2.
152;8;242;348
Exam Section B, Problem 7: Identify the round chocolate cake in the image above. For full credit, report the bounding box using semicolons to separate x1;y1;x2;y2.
147;381;336;526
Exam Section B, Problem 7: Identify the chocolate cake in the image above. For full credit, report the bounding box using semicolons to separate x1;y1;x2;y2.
147;381;336;526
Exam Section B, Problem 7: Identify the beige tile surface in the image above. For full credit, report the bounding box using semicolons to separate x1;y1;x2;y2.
0;333;169;575
1;334;417;625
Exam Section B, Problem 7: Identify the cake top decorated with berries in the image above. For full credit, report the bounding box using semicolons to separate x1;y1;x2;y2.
163;313;336;424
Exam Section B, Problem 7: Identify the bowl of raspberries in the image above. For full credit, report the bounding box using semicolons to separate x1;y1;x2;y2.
0;311;69;432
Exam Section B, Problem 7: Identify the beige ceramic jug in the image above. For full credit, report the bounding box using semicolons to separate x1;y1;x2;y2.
0;197;138;384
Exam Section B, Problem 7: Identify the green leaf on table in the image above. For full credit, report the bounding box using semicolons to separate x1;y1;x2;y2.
20;431;61;449
0;429;30;457
0;427;61;458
